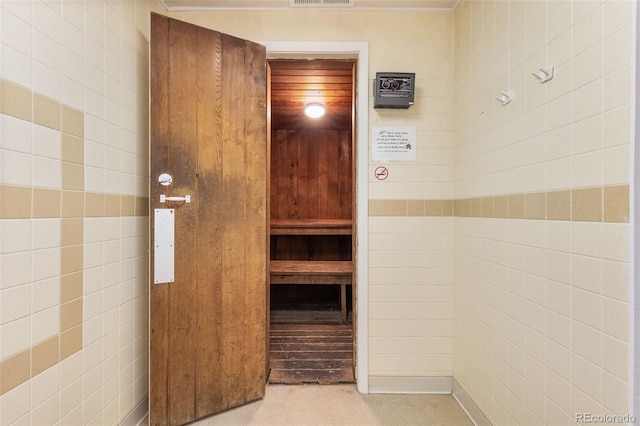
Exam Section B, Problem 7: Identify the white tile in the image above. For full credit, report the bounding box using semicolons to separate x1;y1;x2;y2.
1;252;32;290
32;277;60;313
1;9;32;56
34;30;61;72
0;114;33;153
31;364;60;407
1;219;31;254
0;283;31;323
32;124;61;160
33;0;61;42
32;247;61;282
1;149;32;186
31;305;60;343
33;61;61;102
1;45;33;88
0;381;30;426
0;316;30;358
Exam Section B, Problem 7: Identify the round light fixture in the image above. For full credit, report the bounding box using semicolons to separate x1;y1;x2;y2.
304;102;325;118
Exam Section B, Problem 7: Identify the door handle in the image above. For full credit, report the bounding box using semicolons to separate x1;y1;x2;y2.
160;194;191;203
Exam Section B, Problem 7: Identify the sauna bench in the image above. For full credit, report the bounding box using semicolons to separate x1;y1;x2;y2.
270;219;352;235
269;260;352;324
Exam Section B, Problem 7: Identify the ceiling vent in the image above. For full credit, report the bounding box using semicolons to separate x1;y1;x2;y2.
290;0;354;7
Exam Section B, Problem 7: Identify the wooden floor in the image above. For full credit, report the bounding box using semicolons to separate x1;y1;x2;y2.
269;309;354;384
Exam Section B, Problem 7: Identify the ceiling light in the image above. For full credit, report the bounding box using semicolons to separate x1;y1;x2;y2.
305;102;325;118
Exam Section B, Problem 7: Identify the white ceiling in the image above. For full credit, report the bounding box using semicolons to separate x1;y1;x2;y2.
160;0;460;11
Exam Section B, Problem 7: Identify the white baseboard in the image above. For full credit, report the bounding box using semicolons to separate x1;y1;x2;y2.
368;376;453;394
452;379;491;426
121;396;149;426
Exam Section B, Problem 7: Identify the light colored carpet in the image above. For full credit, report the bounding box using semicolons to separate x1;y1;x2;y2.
194;384;473;426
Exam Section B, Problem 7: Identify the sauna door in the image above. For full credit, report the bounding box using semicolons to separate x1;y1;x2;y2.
149;14;268;425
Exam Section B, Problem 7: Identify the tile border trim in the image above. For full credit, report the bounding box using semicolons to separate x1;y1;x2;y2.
369;185;629;223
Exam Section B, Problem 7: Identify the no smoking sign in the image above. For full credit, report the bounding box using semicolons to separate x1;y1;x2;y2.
374;166;389;180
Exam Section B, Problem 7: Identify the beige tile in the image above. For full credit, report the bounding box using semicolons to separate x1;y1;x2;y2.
441;200;453;216
369;200;389;216
61;299;83;331
0;185;32;219
494;195;508;218
389;200;407;216
31;336;60;377
61;272;83;303
105;194;121;217
572;187;602;222
425;200;442;216
547;190;571;221
121;196;135;217
61;105;84;138
0;349;30;395
60;325;82;361
61;218;83;246
407;200;424;216
85;193;105;217
33;188;61;218
0;79;32;122
62;134;84;164
62;163;84;191
454;199;470;217
61;245;83;275
525;192;546;220
62;191;85;218
136;197;150;217
470;198;481;217
508;194;525;219
481;197;494;218
604;184;629;223
33;93;61;131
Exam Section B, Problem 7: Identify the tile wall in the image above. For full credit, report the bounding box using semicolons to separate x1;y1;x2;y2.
453;0;634;424
0;1;156;424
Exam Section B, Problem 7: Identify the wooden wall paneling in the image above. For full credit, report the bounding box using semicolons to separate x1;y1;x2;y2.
338;131;352;219
317;130;329;218
286;130;299;218
306;130;320;219
298;133;310;219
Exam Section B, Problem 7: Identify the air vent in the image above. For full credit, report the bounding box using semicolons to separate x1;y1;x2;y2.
290;0;354;7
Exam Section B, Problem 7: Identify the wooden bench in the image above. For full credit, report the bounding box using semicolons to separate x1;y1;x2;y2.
270;219;352;235
269;219;353;324
270;260;352;324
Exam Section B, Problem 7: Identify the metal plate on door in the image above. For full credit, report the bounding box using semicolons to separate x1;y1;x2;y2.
154;208;175;284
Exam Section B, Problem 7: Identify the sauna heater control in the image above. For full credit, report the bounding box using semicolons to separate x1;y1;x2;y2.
374;72;415;109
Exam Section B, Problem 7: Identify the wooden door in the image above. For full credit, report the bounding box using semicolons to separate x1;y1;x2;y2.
149;13;267;425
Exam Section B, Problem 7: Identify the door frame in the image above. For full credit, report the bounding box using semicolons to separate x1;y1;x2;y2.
262;41;369;393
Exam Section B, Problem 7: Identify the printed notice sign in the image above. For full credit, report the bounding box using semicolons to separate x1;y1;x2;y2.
372;127;416;162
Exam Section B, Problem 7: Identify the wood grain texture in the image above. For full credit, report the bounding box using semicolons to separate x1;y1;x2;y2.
150;14;267;425
270;129;352;221
269;323;354;384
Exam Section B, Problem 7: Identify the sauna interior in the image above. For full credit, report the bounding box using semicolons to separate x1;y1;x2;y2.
268;59;356;384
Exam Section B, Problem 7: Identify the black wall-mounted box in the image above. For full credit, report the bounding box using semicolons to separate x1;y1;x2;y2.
374;72;415;109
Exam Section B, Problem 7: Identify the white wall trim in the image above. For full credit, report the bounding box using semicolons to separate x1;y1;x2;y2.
121;396;149;426
262;41;370;393
452;379;491;426
368;376;453;394
631;0;639;418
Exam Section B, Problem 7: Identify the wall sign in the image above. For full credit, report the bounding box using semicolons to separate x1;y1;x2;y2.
374;166;389;180
372;126;416;162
